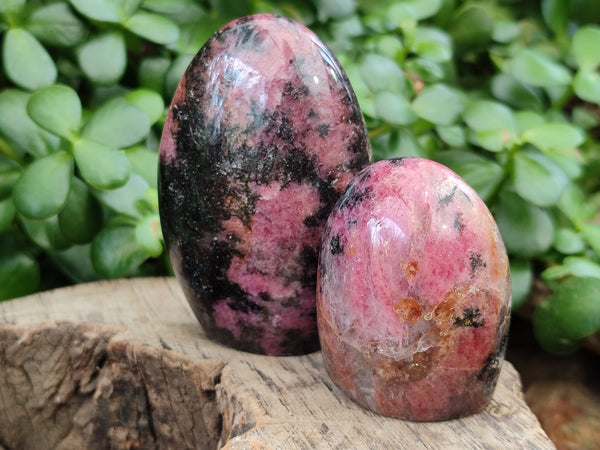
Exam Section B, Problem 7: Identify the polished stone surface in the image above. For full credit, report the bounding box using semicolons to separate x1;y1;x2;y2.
317;158;511;420
159;14;371;355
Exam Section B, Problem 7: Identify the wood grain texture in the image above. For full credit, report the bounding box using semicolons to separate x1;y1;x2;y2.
0;277;555;449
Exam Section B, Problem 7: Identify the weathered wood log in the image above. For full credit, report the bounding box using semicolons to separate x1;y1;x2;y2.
0;277;554;449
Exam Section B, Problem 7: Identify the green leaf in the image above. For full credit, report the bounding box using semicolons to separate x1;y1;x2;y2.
91;226;147;278
138;56;171;93
125;146;158;189
393;129;429;158
344;61;375;118
77;31;126;85
509;48;572;87
510;259;533;310
116;0;145;18
74;139;131;190
125;89;164;125
50;243;100;283
541;264;572;281
2;28;57;90
171;19;218;55
95;173;149;217
369;35;403;60
385;3;414;28
545;84;571;105
491;74;543;111
521;122;585;152
561;257;600;279
558;184;595;225
315;0;356;21
463;100;516;133
135;214;163;257
513;111;545;134
470;130;505;152
145;187;159;210
124;11;179;44
492;20;520;43
412;84;463;125
550;276;600;340
404;57;445;83
165;54;194;97
0;252;40;301
494;191;554;258
545;148;583;180
372;129;427;161
28;2;88;47
581;223;600;256
359;53;407;95
573;70;600;104
373;91;416;125
388;0;441;23
208;0;250;21
435;125;466;147
448;4;493;53
417;134;437;157
533;299;580;354
330;15;364;45
434;150;503;203
542;0;569;36
512;152;569;207
68;0;139;22
553;228;586;254
58;177;102;243
13;151;73;220
572;106;600;130
27;85;82;141
142;0;207;22
82;98;150;148
412;26;452;62
0;159;21;199
571;26;600;71
0;197;16;232
0;89;60;158
19;214;70;250
0;0;26;16
463;100;516;151
51;244;99;283
69;0;119;21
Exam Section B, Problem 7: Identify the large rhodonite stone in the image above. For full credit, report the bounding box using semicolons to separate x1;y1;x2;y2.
317;157;511;420
158;14;371;355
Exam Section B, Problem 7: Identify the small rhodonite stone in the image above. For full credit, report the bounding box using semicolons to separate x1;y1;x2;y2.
158;14;371;355
317;157;511;421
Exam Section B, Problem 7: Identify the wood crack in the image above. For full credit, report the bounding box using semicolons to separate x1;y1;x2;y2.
0;321;227;450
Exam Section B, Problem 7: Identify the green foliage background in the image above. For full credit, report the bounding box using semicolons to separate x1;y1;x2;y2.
1;0;599;353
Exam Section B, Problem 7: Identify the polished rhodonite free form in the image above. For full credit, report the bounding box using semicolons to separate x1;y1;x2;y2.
158;14;371;355
317;158;511;420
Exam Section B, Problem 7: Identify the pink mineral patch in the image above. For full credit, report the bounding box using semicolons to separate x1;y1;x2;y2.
317;157;511;420
214;181;322;355
159;80;187;165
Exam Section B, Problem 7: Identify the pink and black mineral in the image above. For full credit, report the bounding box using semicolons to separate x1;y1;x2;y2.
317;158;511;421
158;14;371;355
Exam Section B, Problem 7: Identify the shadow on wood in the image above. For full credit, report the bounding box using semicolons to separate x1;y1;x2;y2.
0;278;554;449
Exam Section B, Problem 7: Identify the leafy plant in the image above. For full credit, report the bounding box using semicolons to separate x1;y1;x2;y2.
0;0;196;298
1;0;599;354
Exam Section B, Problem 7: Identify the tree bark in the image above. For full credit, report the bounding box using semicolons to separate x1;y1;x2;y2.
0;277;554;449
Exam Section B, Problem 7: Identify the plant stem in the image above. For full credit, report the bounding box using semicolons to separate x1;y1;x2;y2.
0;137;24;166
368;123;393;140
